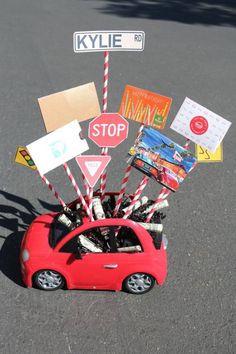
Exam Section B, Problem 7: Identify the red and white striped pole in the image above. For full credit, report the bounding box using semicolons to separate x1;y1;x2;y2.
123;175;149;219
102;51;109;114
145;139;192;222
145;187;171;222
113;164;132;216
82;173;94;215
88;186;93;217
100;51;109;201
63;163;93;220
114;124;145;216
183;139;190;150
82;174;90;197
37;170;66;208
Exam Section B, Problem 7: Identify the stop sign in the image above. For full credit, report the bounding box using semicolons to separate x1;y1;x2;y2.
89;113;129;148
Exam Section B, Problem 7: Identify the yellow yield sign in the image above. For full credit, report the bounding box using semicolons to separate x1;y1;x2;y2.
15;147;37;170
196;144;223;163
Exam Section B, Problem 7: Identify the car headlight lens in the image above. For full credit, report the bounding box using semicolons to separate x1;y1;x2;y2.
22;249;30;262
163;234;168;250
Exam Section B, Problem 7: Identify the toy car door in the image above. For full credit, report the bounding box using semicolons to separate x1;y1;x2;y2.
56;224;145;289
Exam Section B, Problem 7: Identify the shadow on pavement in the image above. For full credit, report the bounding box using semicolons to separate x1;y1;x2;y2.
0;190;61;287
0;230;25;287
95;0;236;27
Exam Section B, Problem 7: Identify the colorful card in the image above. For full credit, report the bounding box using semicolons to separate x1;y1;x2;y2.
38;82;101;133
119;85;172;129
170;97;231;153
129;126;197;191
76;156;111;188
196;144;223;163
27;120;89;175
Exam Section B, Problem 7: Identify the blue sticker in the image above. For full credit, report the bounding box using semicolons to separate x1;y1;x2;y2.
49;141;66;158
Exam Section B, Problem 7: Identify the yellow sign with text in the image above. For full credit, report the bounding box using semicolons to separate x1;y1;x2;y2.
196;144;223;163
15;147;37;170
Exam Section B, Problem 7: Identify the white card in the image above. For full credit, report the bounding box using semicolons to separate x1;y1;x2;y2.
170;97;231;153
27;120;89;174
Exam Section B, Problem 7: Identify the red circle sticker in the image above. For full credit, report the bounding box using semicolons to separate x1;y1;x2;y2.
190;116;208;135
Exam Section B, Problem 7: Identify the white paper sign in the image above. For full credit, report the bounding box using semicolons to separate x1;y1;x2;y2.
73;31;145;52
27;120;89;174
170;97;231;153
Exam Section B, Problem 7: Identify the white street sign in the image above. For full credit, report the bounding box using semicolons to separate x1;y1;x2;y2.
27;120;89;174
73;31;145;52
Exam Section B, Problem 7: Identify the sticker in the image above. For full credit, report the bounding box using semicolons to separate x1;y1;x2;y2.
73;31;145;52
15;147;37;170
89;113;129;148
170;97;231;153
76;156;111;188
190;116;208;135
129;126;197;192
38;82;101;133
196;144;223;163
119;85;172;129
27;120;89;175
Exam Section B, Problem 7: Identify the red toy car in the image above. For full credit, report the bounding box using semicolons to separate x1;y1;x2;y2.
20;193;168;295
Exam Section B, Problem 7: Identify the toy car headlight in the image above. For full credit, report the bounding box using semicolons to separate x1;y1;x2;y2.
163;234;168;250
22;249;30;262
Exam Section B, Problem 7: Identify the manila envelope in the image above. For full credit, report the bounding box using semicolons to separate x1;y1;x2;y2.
119;85;172;129
38;82;101;132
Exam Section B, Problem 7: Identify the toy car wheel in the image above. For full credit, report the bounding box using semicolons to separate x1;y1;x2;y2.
33;270;65;291
123;273;155;295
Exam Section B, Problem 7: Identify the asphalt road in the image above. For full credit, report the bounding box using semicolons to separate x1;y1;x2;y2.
0;1;235;353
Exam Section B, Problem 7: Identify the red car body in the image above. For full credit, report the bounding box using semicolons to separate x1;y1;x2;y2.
20;197;167;293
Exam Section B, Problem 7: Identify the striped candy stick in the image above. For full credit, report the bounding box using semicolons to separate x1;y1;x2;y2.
37;170;66;208
63;163;93;221
123;175;149;219
100;50;109;200
145;139;192;222
113;124;145;216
